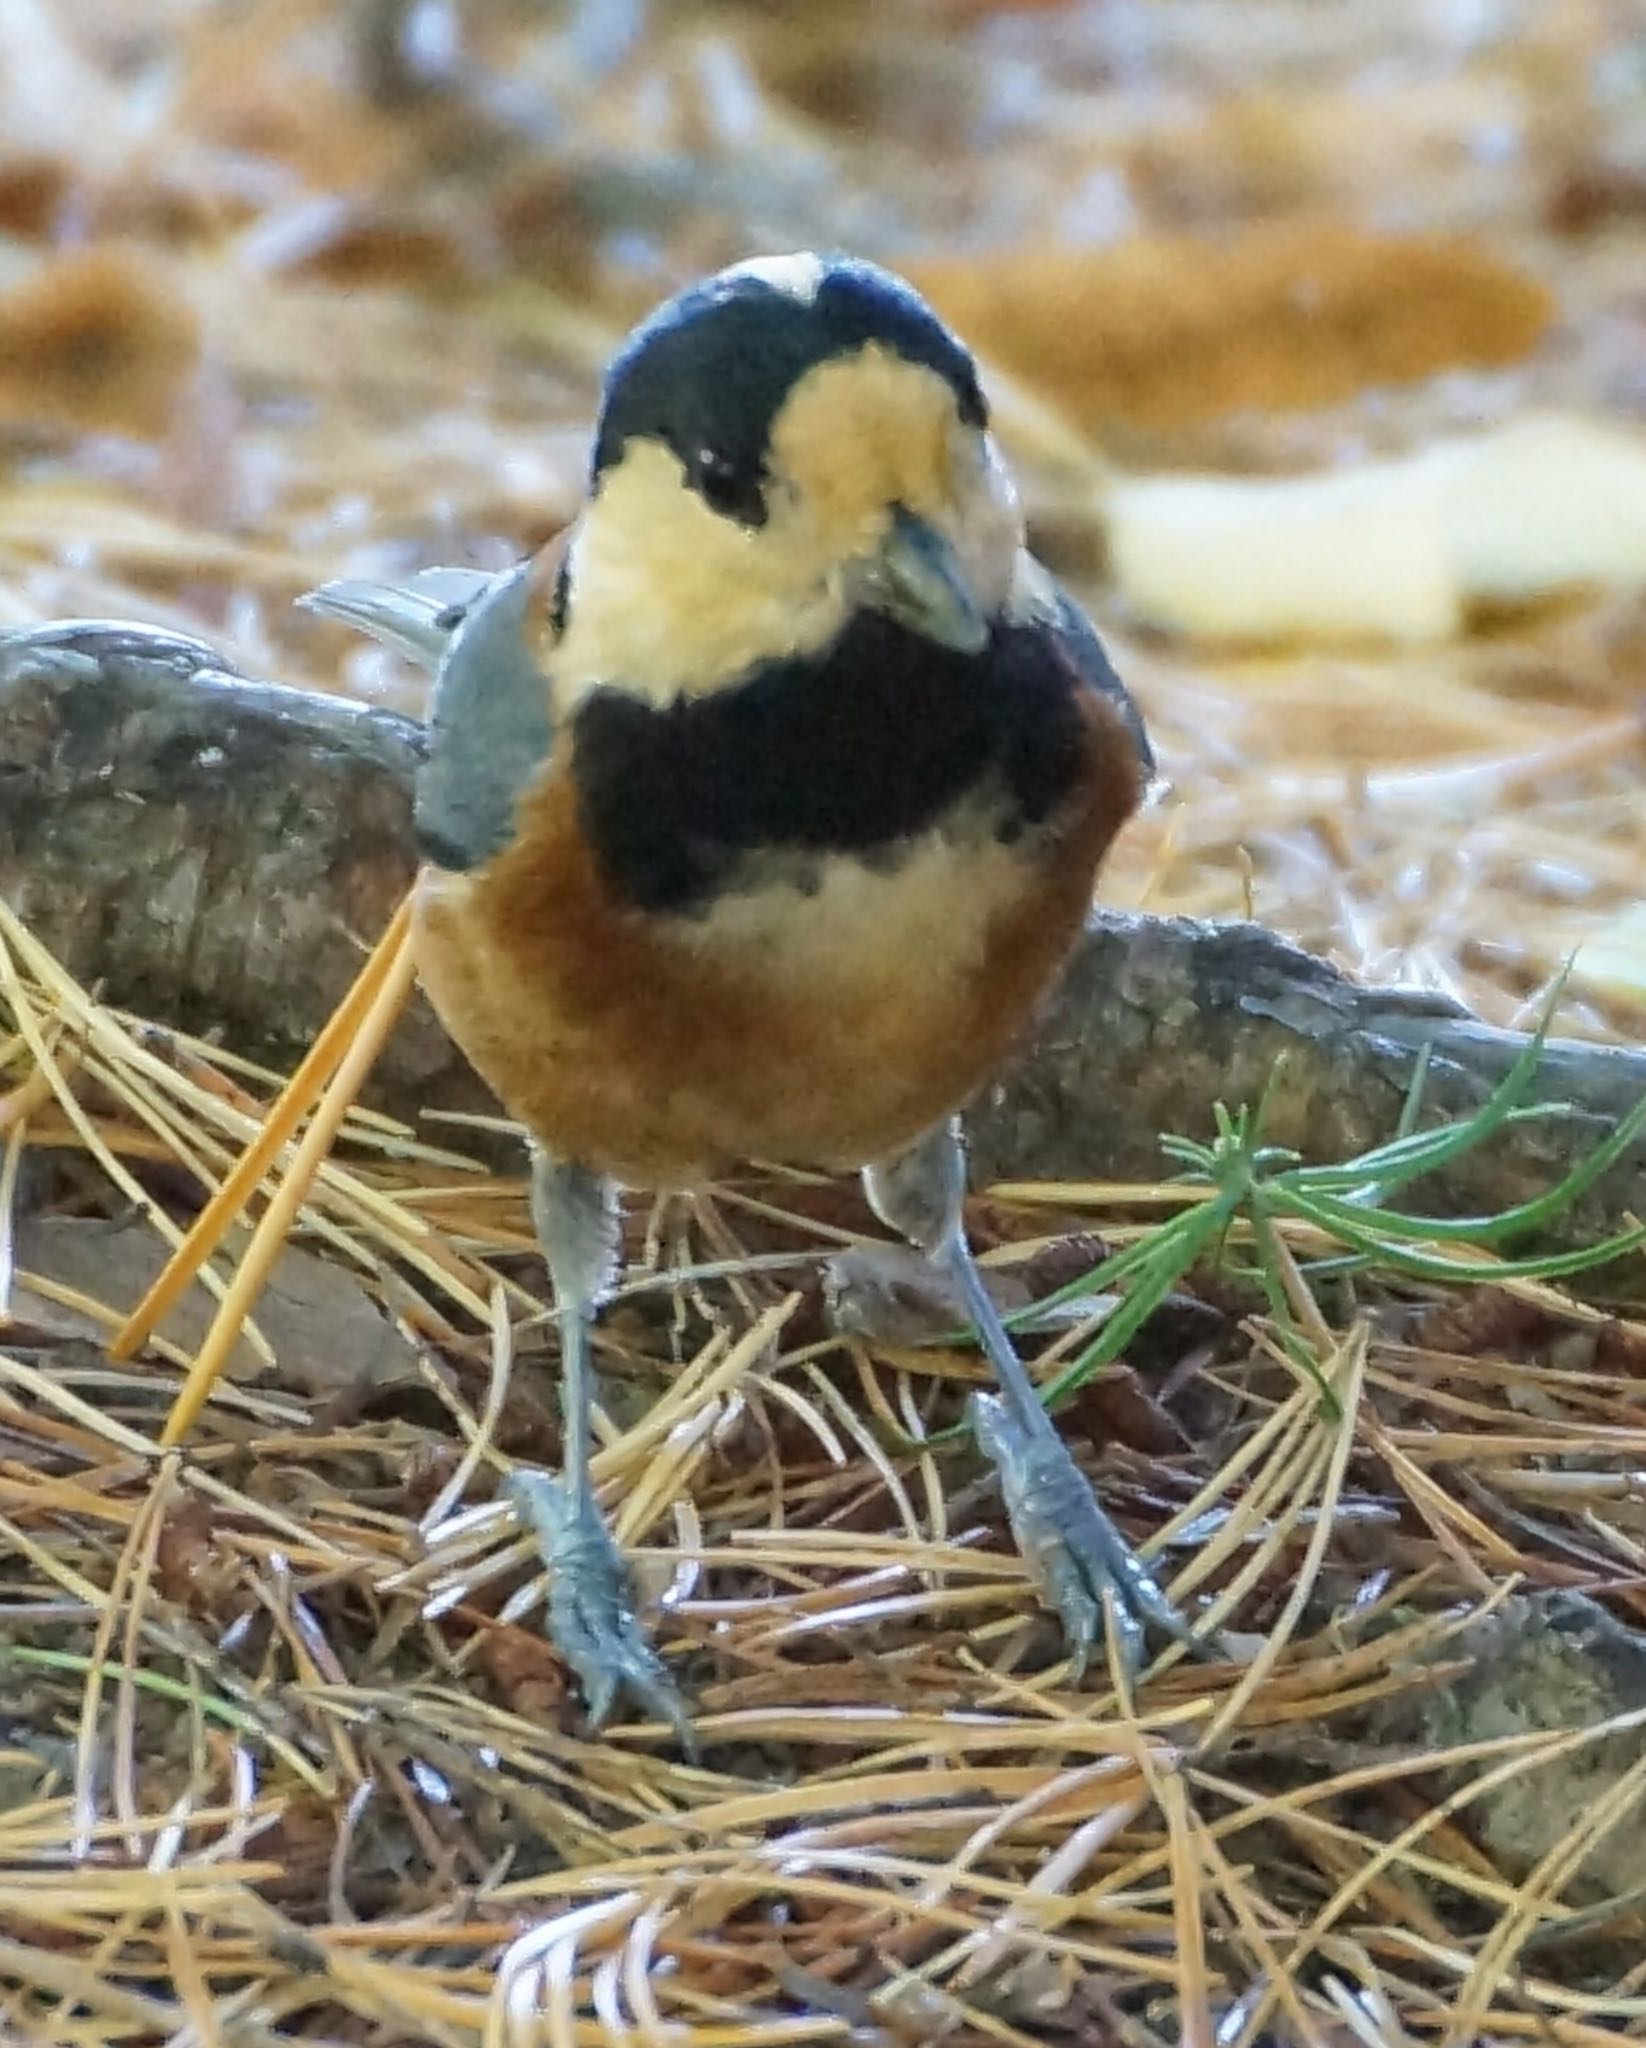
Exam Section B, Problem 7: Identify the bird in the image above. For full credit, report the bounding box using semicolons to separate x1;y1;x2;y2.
301;249;1201;1742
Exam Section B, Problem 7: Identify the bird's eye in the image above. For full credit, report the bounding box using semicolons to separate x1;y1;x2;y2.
692;446;768;527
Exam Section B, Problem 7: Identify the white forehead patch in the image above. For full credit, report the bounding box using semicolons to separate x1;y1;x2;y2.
717;252;826;303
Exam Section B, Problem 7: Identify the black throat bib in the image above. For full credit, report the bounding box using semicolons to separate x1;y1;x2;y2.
569;608;1090;917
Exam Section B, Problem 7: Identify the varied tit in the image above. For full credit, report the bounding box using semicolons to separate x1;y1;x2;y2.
304;250;1204;1745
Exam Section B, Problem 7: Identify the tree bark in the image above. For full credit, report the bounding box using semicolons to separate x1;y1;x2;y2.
4;619;1643;1247
0;620;469;1107
967;912;1646;1254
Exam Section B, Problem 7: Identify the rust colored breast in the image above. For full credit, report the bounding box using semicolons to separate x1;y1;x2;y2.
412;678;1142;1189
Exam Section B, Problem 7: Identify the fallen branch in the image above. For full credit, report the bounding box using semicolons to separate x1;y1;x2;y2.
0;620;469;1109
969;908;1646;1261
4;619;1644;1250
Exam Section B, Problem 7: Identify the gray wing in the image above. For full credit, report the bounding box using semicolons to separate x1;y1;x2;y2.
301;561;554;871
298;566;499;668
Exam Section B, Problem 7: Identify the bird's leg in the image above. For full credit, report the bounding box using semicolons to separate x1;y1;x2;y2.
864;1119;1201;1680
505;1148;691;1744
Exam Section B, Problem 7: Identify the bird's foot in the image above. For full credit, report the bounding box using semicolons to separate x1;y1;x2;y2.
971;1391;1205;1681
506;1470;694;1751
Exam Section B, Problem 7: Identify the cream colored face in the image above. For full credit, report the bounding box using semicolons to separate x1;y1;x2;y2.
550;346;1023;710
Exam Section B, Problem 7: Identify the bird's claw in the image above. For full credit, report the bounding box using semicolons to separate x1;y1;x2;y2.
506;1470;695;1752
971;1390;1206;1682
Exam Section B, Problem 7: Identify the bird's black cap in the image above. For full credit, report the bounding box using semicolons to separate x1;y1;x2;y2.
591;254;987;521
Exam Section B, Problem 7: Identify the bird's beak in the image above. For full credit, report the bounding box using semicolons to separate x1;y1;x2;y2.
863;506;990;654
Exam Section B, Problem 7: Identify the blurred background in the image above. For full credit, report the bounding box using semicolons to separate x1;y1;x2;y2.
6;0;1646;1036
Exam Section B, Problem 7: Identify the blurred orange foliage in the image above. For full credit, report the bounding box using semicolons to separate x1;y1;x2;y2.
909;224;1553;432
0;245;200;438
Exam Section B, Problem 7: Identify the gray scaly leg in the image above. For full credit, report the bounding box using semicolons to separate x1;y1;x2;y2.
864;1120;1202;1679
506;1148;692;1745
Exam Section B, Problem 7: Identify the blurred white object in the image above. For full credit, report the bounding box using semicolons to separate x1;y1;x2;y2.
1571;904;1646;1008
1106;414;1646;644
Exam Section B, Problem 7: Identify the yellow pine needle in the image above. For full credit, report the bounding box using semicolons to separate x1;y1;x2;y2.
157;902;418;1445
112;895;413;1363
